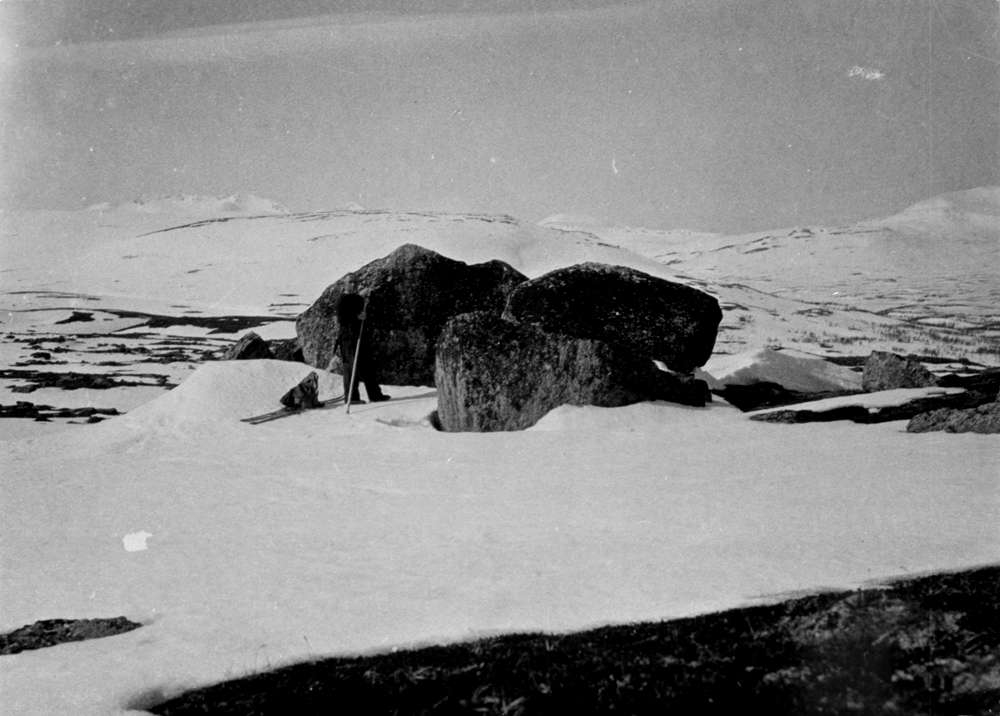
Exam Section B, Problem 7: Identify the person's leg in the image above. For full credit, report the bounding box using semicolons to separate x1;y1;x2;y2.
359;359;388;401
364;379;389;401
340;347;363;401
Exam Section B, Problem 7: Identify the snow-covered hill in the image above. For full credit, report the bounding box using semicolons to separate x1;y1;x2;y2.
85;193;291;217
0;190;997;714
546;187;1000;362
873;185;1000;239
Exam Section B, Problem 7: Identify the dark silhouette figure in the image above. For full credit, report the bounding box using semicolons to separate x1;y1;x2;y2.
335;293;389;403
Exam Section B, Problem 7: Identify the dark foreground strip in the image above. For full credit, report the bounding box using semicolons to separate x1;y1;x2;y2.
148;565;999;715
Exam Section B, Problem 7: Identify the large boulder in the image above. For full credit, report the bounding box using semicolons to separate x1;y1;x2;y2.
297;244;526;386
502;262;722;372
862;351;936;392
435;312;709;432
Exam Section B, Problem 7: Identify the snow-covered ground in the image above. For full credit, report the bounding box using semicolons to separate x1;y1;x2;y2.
702;348;863;393
1;191;998;714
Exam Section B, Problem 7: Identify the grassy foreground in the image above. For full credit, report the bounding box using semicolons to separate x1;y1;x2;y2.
151;566;999;715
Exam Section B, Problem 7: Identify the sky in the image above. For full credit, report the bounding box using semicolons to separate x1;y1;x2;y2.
1;0;997;232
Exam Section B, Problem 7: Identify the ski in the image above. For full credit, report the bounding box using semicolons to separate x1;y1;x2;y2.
241;395;345;425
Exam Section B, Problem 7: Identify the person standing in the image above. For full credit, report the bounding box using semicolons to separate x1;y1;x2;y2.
335;291;389;403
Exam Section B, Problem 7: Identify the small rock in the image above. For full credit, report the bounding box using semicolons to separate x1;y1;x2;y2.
222;331;273;360
0;617;142;655
280;371;321;410
862;351;936;392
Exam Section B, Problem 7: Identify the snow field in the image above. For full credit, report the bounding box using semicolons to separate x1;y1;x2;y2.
2;190;998;713
1;361;997;714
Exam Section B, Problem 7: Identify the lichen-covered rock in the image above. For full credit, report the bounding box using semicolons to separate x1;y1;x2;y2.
297;244;526;386
906;400;1000;433
502;262;722;372
222;331;273;360
279;371;321;410
861;351;936;391
435;312;709;432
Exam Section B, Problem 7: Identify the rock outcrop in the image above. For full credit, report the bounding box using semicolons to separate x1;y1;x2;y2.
222;331;273;361
0;617;142;655
907;400;1000;433
750;387;987;425
861;351;936;392
435;312;709;432
502;262;722;372
279;371;321;410
297;244;526;386
0;401;121;422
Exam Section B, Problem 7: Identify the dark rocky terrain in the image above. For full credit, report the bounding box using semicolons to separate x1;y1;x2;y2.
149;565;1000;716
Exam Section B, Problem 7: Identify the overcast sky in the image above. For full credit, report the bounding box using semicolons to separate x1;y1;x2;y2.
1;0;997;232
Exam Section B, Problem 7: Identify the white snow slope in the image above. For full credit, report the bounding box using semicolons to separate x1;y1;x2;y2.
1;192;998;714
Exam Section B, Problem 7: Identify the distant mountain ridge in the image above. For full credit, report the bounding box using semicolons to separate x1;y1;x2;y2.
871;186;1000;238
538;186;1000;239
3;185;997;365
86;193;290;217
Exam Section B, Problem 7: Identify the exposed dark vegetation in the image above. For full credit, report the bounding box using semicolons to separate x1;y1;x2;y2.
823;354;992;369
101;309;278;334
1;369;173;392
0;617;142;655
0;401;121;422
151;566;999;715
751;389;992;424
712;382;858;411
54;310;96;324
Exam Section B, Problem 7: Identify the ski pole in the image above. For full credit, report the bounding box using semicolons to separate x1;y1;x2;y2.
345;300;366;414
